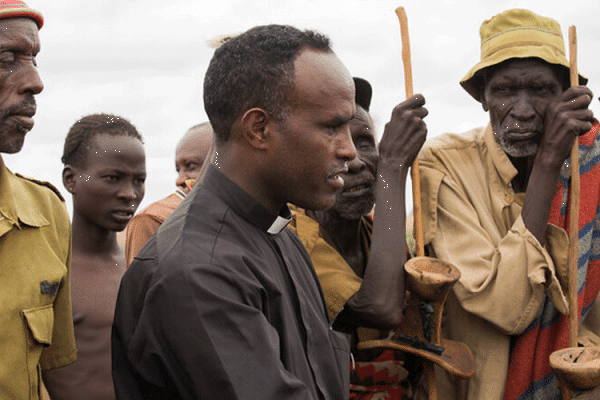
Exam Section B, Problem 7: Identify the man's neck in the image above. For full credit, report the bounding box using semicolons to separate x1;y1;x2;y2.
509;154;536;193
312;209;366;276
71;214;120;258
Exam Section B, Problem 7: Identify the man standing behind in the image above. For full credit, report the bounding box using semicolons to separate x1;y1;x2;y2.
418;9;600;399
112;24;357;399
289;77;427;398
0;2;77;399
43;114;146;400
124;122;212;265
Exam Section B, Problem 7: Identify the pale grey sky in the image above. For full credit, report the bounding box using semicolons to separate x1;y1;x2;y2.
5;0;600;214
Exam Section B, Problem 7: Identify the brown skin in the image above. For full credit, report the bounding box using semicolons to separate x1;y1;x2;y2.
313;95;427;330
175;124;213;193
45;134;146;400
0;18;43;155
480;58;594;245
212;49;356;214
63;134;146;247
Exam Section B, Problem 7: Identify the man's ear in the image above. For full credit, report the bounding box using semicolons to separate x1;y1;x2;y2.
62;165;77;194
239;108;274;150
479;88;489;112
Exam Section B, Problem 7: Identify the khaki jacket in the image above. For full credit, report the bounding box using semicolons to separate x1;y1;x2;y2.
0;159;77;400
419;124;600;400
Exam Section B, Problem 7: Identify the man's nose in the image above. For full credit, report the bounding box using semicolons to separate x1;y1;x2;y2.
337;127;357;162
18;61;43;95
510;93;535;120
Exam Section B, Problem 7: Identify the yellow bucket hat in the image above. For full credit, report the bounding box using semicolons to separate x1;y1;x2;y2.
460;9;586;101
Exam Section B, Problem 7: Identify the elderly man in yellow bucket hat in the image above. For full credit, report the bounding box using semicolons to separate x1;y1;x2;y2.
418;9;600;400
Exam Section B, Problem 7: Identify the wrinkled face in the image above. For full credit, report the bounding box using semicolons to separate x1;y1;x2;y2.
69;134;146;232
0;18;43;154
481;58;564;158
175;126;212;193
328;106;377;219
269;49;356;212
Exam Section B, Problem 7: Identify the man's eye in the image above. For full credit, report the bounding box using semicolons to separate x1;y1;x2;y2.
0;52;15;64
531;85;554;95
355;138;374;151
493;85;511;94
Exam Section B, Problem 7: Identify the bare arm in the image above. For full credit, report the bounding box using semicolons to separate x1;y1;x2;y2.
336;94;428;330
522;86;593;244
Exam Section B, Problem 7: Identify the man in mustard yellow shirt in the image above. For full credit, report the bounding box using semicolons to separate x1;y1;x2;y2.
0;2;77;399
289;77;428;398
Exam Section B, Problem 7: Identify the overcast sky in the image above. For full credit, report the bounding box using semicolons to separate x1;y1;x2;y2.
5;0;600;214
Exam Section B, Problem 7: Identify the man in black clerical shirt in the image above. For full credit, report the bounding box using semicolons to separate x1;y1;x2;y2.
112;25;357;400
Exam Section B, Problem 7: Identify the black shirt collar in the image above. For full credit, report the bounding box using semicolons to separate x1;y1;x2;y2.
201;164;291;234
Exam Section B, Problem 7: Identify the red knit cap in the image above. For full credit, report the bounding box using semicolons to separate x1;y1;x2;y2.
0;0;43;29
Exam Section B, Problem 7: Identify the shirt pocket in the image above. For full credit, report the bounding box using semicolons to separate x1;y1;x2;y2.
22;304;54;347
22;304;54;399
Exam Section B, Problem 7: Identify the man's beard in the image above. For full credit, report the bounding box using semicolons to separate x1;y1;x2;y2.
494;132;540;158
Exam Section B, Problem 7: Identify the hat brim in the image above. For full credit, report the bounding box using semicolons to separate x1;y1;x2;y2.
460;48;587;102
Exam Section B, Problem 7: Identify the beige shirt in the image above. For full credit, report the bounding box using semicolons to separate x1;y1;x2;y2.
419;124;600;400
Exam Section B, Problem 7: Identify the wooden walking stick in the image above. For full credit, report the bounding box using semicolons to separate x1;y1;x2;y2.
549;25;600;400
567;25;580;350
395;7;438;398
396;7;424;258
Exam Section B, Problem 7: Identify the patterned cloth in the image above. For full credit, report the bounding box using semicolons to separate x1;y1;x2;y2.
349;350;417;400
503;120;600;400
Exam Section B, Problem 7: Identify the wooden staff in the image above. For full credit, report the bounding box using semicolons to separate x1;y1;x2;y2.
548;25;600;400
395;7;436;399
395;6;425;258
568;24;580;349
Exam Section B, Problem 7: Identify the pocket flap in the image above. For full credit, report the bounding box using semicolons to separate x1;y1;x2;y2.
22;304;54;346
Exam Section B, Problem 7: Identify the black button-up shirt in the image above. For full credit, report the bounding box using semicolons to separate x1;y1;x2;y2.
112;165;349;400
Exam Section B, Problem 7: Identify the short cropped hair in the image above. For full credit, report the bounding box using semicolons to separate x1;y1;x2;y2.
61;113;143;167
203;24;332;143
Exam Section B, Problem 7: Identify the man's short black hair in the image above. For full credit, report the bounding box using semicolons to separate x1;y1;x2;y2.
203;24;332;144
61;113;143;167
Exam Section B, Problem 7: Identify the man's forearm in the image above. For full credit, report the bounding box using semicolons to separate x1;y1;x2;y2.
343;163;408;329
521;155;563;245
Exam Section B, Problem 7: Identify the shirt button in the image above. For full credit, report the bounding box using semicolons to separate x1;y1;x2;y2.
505;192;513;203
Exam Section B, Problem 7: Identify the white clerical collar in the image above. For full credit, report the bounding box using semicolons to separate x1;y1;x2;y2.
175;188;186;199
267;213;292;234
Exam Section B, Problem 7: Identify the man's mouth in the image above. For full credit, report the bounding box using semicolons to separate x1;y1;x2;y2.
346;184;368;193
112;210;135;222
504;130;540;141
340;178;375;198
9;115;35;131
6;105;36;132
